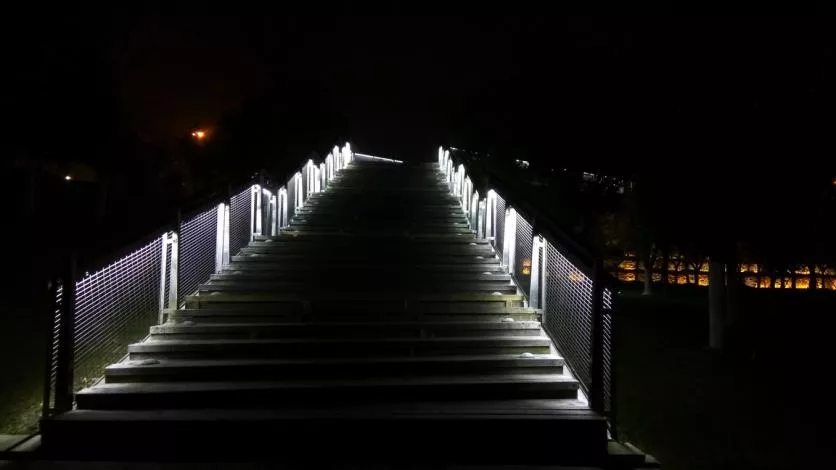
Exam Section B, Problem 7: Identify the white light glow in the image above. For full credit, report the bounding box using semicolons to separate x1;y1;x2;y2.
64;175;72;181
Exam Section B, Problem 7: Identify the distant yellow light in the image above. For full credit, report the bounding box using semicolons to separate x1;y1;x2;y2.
521;259;531;276
64;175;72;181
192;130;207;140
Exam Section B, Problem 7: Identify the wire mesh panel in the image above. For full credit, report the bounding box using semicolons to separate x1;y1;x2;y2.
494;194;506;256
71;237;162;392
601;287;614;413
47;282;64;409
178;205;217;303
513;212;534;296
544;242;595;390
229;186;252;257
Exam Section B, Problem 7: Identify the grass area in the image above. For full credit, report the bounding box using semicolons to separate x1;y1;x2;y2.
615;284;834;469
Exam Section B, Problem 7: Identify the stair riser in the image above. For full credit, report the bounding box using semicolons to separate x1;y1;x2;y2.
184;299;525;311
149;328;542;340
210;273;511;282
221;264;507;273
106;362;563;383
169;312;539;323
196;284;516;294
129;344;552;361
239;246;494;255
76;381;577;410
231;255;499;264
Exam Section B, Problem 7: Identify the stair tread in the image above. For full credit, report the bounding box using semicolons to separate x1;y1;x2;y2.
79;373;578;395
134;335;551;347
152;320;541;331
54;399;596;421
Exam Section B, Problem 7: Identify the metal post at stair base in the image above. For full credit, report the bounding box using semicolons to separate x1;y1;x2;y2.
503;208;517;274
530;235;546;309
214;202;229;273
486;190;497;245
470;191;479;232
477;198;487;239
54;254;77;413
159;230;179;324
294;172;303;212
278;187;288;228
589;257;606;414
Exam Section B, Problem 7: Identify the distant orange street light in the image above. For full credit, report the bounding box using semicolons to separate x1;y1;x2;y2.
191;130;207;141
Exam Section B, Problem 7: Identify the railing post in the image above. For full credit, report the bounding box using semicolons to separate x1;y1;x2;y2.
159;230;179;323
53;254;77;412
589;257;606;413
503;208;517;274
530;235;546;309
215;202;228;273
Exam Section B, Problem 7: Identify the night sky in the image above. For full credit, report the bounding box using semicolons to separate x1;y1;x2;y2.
6;16;836;172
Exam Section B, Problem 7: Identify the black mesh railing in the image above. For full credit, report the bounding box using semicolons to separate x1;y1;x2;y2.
440;147;618;433
229;186;251;257
43;143;352;416
544;242;594;387
601;287;614;414
514;212;534;295
178;204;218;304
67;237;162;394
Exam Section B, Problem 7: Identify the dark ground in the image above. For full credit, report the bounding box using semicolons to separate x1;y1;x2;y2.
616;284;834;470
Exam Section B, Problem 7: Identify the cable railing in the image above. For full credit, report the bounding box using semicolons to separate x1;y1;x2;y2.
42;142;354;417
438;147;618;435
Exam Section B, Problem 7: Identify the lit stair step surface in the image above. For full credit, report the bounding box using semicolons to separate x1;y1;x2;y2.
170;307;540;323
149;320;543;339
104;354;564;382
76;373;580;409
196;282;516;294
127;336;552;360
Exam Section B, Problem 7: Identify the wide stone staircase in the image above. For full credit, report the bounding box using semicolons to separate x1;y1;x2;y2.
41;157;611;465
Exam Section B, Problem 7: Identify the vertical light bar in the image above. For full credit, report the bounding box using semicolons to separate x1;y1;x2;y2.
478;198;487;239
294;172;303;211
251;184;262;239
530;234;544;309
159;233;170;318
470;191;479;231
319;163;326;191
222;204;230;266
280;187;288;228
486;190;496;243
215;202;226;272
504;207;517;274
270;194;278;235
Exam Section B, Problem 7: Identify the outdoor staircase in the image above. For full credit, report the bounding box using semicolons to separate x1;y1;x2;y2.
40;157;612;465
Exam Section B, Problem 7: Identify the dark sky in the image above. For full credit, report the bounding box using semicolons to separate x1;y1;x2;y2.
6;16;836;172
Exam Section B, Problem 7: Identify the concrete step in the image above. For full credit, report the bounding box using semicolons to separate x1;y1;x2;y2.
41;401;605;463
127;336;552;360
184;292;525;310
170;307;539;323
198;280;514;294
240;243;494;255
253;234;492;244
221;261;506;274
149;320;542;339
233;251;499;263
230;254;500;265
105;354;564;383
210;271;512;283
254;233;485;243
76;373;579;409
